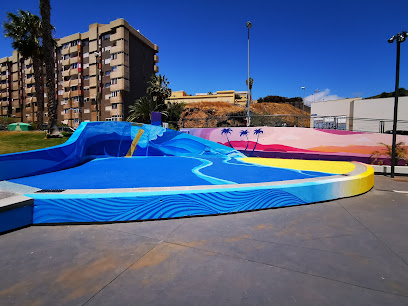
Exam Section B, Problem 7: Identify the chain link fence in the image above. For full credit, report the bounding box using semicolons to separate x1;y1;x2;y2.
165;114;408;134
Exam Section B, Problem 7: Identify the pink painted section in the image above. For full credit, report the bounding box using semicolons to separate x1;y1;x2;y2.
181;127;408;165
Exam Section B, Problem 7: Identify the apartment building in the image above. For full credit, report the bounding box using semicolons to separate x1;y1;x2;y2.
0;18;159;128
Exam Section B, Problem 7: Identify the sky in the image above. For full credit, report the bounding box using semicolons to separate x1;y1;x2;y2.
1;0;407;105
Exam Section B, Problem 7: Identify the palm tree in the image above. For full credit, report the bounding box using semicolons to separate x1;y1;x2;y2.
370;142;408;165
240;129;250;153
146;74;172;109
3;10;44;127
221;128;233;148
39;0;60;137
251;128;263;156
127;96;158;123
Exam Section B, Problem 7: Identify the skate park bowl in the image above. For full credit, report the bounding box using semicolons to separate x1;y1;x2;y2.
0;122;374;233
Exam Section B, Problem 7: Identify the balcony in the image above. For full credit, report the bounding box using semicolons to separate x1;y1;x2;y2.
12;91;19;99
63;80;71;88
89;76;97;88
69;68;78;76
26;76;34;84
0;83;7;90
111;40;126;54
110;27;125;42
89;65;97;76
25;67;34;74
154;65;159;73
154;55;159;63
12;74;19;82
0;66;7;73
110;79;129;92
63;111;72;120
109;95;122;104
26;96;37;103
110;104;123;116
110;66;129;79
69;79;79;87
62;70;70;77
62;58;70;66
73;112;81;119
110;53;128;67
71;101;80;108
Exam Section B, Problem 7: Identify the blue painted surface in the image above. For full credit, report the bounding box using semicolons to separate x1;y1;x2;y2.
32;189;306;224
0;122;242;181
0;205;33;233
10;156;333;189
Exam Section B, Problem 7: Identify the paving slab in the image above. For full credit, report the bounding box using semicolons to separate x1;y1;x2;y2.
0;174;407;305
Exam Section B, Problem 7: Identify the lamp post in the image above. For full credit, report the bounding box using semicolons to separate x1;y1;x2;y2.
388;31;407;178
301;86;305;127
246;21;252;127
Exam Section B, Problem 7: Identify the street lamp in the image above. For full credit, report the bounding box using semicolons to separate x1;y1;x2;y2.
388;31;407;178
301;86;305;127
246;21;252;127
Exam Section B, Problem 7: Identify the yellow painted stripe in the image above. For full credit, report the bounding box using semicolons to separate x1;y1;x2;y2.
126;129;144;157
240;157;356;174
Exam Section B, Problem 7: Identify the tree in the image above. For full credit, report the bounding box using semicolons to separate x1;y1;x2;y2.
146;74;171;109
39;0;60;137
251;128;263;156
239;129;250;153
370;142;408;165
3;10;44;127
221;128;233;148
165;102;185;124
127;96;158;123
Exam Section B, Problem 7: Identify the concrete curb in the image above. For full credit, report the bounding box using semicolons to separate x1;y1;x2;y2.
0;194;33;233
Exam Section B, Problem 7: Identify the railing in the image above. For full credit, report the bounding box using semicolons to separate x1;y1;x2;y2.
164;114;408;134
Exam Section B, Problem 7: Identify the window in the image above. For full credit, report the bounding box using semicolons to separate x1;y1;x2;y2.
105;83;110;88
71;86;78;91
70;40;78;47
84;108;90;113
70;63;78;69
105;71;111;76
74;118;81;124
62;43;69;49
111;53;118;60
73;108;81;113
112;103;118;109
111;78;117;85
83;75;89;80
111;90;120;97
64;109;69;114
73;96;80;102
63;54;70;60
83;63;89;69
83;52;89;58
82;40;89;46
111;66;117;72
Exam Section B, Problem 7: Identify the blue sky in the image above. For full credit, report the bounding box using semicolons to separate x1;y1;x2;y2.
1;0;407;104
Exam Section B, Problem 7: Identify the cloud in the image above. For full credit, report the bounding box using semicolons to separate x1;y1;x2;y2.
303;89;344;106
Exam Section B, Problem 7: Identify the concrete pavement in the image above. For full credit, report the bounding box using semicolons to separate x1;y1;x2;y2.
0;175;407;305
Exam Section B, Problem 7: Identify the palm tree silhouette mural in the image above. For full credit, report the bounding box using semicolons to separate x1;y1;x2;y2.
240;130;249;153
221;128;233;148
251;128;264;156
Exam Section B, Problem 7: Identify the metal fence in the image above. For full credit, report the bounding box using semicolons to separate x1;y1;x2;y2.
166;114;408;134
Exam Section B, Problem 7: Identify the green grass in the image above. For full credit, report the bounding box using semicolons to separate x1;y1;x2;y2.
0;131;68;155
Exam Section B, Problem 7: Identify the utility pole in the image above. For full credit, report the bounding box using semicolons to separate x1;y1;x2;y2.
246;21;252;127
388;31;407;177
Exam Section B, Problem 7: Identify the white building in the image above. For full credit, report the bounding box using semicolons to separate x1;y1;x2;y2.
311;97;408;133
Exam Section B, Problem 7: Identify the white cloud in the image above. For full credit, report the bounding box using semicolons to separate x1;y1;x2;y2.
303;89;344;106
